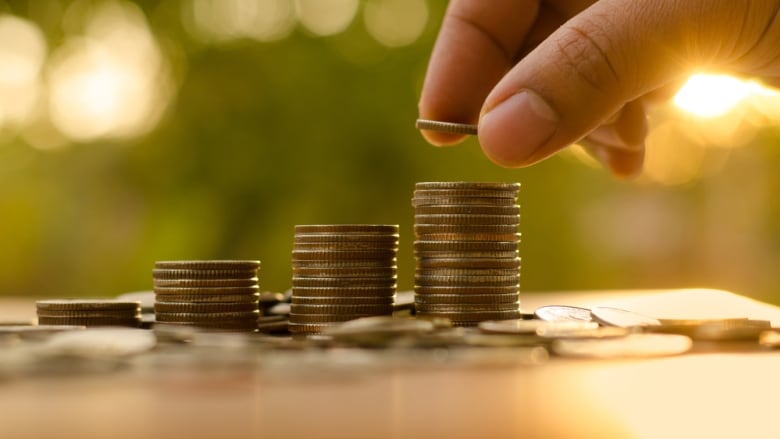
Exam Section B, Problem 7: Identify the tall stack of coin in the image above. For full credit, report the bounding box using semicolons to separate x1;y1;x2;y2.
36;299;142;327
152;260;261;332
412;182;521;326
290;225;398;334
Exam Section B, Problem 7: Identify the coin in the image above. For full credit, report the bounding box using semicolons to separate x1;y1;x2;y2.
413;241;518;252
36;310;141;319
292;296;395;305
415;309;520;321
288;322;341;334
759;330;780;348
590;306;661;327
154;285;260;295
292;286;396;297
416;257;522;269
291;276;397;288
36;299;141;311
37;316;140;327
479;320;598;335
293;241;399;251
413;189;518;199
414;205;520;215
414;214;520;225
412;197;518;207
415;182;520;191
289;313;381;323
154;320;258;331
414;293;519;304
294;233;398;242
414;303;520;313
414;224;518;235
291;259;397;269
290;304;394;315
154;302;258;313
291;249;397;261
414;274;519;286
415;119;478;135
552;333;693;358
292;266;397;278
415;267;520;277
153;293;260;303
153;278;258;288
294;225;399;234
155;311;260;323
648;318;771;341
413;250;519;259
152;268;258;280
155;260;261;270
534;305;593;322
256;316;289;333
415;285;519;295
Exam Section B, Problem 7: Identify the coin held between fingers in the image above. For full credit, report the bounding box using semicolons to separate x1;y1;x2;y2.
416;119;478;136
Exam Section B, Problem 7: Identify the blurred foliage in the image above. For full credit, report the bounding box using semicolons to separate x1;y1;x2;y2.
0;0;779;305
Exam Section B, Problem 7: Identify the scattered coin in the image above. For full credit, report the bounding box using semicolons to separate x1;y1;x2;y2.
552;333;693;358
479;320;598;335
534;305;593;322
415;119;478;135
590;306;661;328
649;318;771;341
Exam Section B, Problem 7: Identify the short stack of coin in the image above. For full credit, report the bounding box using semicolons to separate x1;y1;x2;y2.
290;225;399;334
413;182;521;326
36;299;141;327
153;260;261;332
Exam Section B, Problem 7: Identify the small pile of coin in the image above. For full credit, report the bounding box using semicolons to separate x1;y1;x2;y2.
153;260;261;332
36;299;141;327
290;225;398;334
412;182;521;326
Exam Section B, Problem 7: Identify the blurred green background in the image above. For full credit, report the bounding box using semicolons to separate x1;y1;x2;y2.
1;0;780;303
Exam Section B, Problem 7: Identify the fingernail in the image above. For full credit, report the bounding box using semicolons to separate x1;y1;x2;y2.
478;90;558;167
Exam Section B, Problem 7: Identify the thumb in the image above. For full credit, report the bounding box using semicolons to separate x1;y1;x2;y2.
476;0;741;167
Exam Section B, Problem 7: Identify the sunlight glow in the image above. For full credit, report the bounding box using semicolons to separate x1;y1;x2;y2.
673;74;764;118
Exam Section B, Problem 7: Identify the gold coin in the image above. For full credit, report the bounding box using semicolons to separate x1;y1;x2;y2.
415;119;478;135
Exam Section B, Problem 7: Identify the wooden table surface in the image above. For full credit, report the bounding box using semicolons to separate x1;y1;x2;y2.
1;289;779;439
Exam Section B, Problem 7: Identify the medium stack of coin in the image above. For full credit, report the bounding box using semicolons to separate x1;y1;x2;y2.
153;260;261;332
413;182;521;326
36;299;141;327
290;225;399;334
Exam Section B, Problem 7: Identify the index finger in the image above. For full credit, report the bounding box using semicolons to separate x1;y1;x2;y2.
418;0;540;146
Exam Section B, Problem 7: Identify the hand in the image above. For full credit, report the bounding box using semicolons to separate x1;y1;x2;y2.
418;0;780;177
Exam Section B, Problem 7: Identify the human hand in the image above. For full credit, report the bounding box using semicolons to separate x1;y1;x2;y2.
418;0;780;177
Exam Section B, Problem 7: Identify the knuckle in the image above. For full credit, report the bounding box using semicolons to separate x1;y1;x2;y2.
554;23;624;95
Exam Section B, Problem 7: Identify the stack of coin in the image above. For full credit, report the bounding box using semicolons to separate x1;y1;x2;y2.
290;225;399;334
36;299;141;327
412;182;521;326
152;260;261;332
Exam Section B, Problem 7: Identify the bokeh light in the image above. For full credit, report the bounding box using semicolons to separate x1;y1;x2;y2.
47;0;173;143
0;14;46;129
295;0;359;37
184;0;296;43
364;0;429;47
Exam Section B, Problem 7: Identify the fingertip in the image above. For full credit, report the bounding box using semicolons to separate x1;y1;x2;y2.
584;140;645;179
478;91;558;168
420;130;468;147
